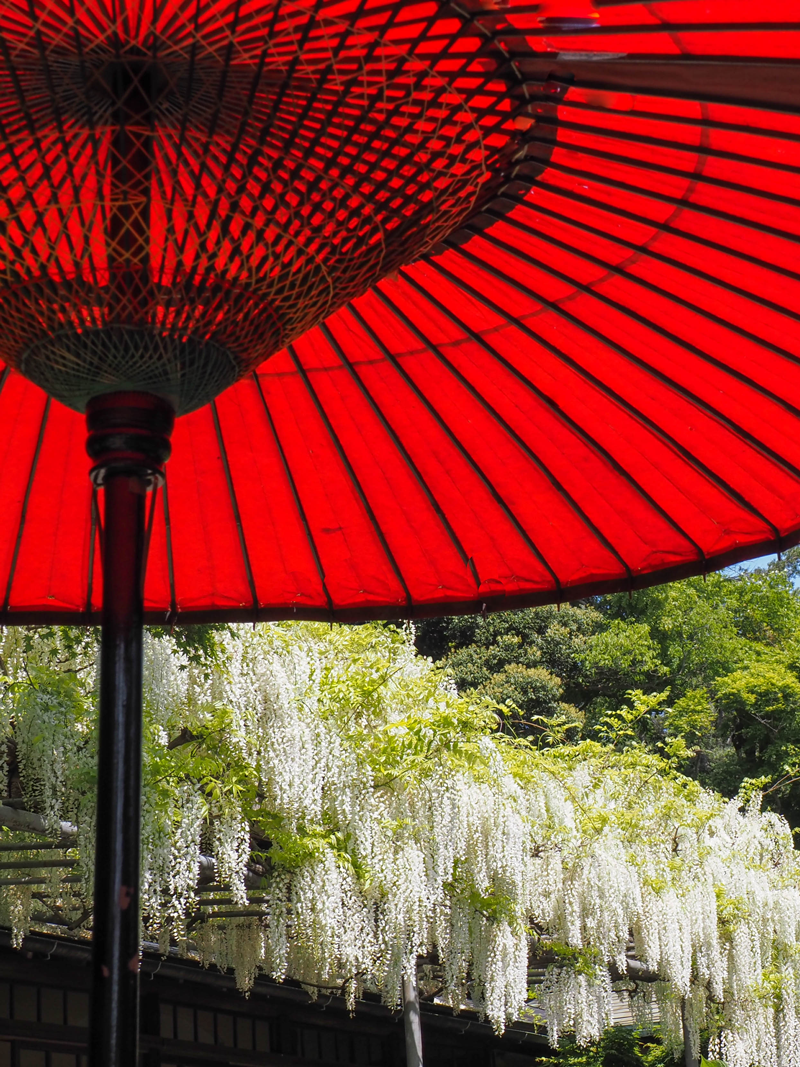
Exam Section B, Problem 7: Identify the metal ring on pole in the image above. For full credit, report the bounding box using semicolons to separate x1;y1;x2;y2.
86;392;175;489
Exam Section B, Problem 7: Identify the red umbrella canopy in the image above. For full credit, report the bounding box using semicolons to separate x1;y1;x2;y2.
0;0;798;622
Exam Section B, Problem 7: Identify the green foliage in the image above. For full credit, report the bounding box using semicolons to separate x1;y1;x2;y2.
478;664;574;729
146;622;233;677
594;690;670;752
714;662;800;764
535;1028;671;1067
415;605;599;728
416;566;800;823
581;621;668;697
604;570;800;679
664;689;715;748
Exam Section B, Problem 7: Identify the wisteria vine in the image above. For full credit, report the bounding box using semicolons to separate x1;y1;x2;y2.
0;623;797;1066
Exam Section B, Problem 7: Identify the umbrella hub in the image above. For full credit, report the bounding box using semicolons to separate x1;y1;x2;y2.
90;54;173;119
19;322;248;419
85;391;175;488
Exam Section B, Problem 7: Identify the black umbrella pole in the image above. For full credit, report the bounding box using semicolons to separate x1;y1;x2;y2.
91;469;146;1065
85;392;174;1067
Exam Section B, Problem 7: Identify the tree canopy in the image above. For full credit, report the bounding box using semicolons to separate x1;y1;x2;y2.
0;622;799;1067
416;558;800;827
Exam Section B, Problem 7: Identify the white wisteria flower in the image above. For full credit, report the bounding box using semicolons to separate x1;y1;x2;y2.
0;623;798;1066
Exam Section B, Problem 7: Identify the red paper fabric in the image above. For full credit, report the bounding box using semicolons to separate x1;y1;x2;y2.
0;0;799;621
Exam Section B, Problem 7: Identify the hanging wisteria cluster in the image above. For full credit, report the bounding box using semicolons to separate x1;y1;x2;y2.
0;622;799;1066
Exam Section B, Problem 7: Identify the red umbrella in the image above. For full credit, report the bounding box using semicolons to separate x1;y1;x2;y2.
0;1;797;1063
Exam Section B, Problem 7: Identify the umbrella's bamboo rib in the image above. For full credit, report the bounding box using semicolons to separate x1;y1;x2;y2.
318;321;477;580
170;0;247;272
177;41;271;290
25;0;103;295
162;474;178;621
2;397;51;614
534;112;800;183
432;248;789;534
0;56;67;293
415;260;782;541
206;0;371;256
519;21;800;36
211;399;259;614
285;343;414;610
66;0;101;158
0;26;84;280
160;0;205;253
493;193;800;333
338;0;537;24
539;156;798;247
368;5;506;135
92;484;105;575
176;0;412;287
348;301;565;598
524;177;800;288
552;97;800;148
85;485;98;617
249;0;519;240
0;557;795;623
449;241;800;493
250;371;334;616
372;284;637;583
142;484;160;601
151;0;181;40
526;129;800;211
0;367;9;399
253;2;461;224
397;269;706;565
490;204;800;369
525;70;800;119
204;2;490;288
469;221;800;411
